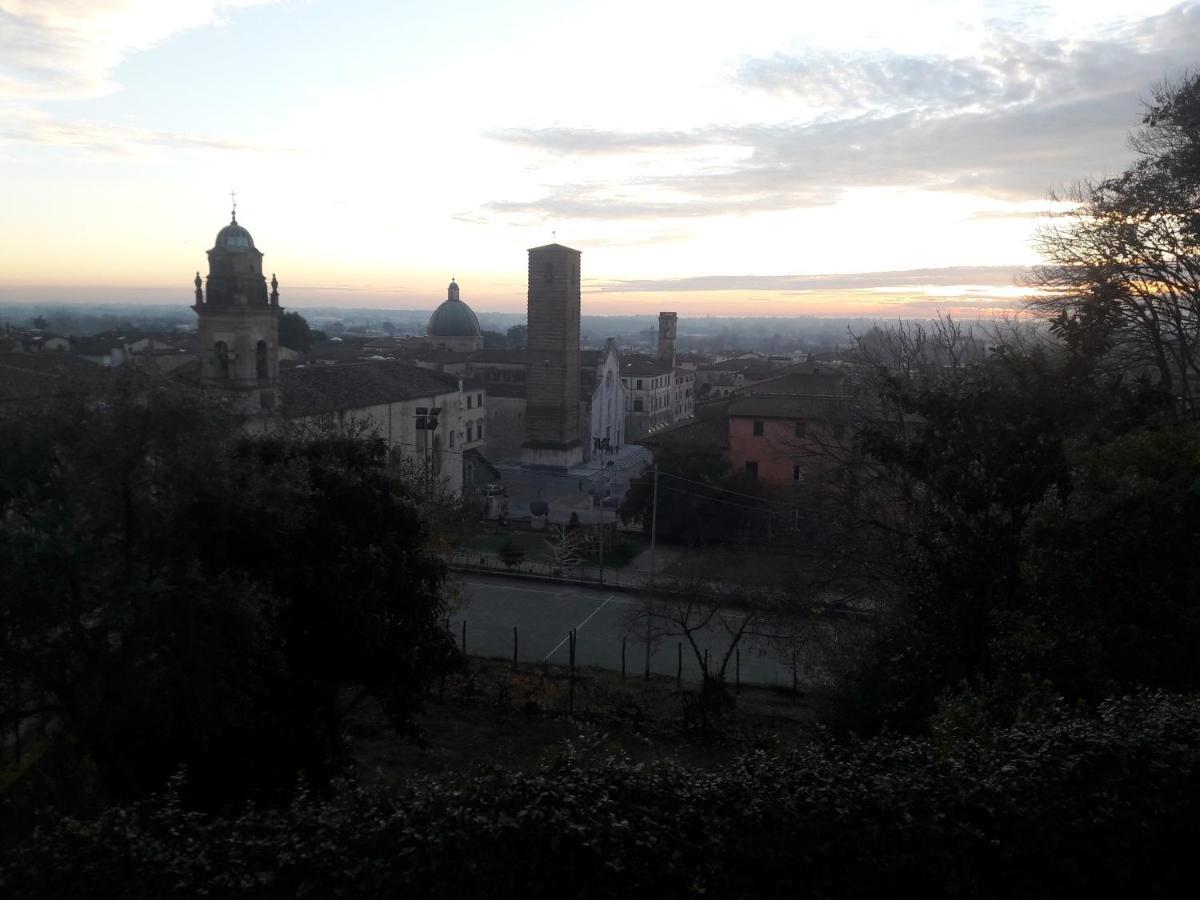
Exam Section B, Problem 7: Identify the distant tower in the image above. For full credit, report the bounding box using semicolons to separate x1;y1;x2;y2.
192;207;282;426
523;243;583;467
657;311;678;365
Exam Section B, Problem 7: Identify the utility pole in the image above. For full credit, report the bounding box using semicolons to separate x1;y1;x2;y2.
644;462;658;681
598;500;604;585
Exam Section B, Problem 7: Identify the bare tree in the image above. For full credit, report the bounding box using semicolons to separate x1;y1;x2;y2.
1029;72;1200;413
545;524;584;573
628;564;865;731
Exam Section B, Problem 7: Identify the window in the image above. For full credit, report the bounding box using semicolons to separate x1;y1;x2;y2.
745;461;758;477
466;395;472;409
477;421;484;440
256;340;269;381
793;464;803;482
544;262;554;284
450;431;456;449
794;421;806;438
636;379;643;390
753;420;764;436
634;399;644;412
466;423;473;442
477;393;483;407
214;341;230;379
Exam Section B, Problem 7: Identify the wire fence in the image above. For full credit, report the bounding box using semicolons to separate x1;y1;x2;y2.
450;550;653;588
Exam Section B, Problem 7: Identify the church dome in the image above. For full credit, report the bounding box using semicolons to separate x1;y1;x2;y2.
214;216;256;252
427;280;481;337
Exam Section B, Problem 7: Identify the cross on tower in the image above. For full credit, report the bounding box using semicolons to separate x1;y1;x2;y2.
229;190;237;222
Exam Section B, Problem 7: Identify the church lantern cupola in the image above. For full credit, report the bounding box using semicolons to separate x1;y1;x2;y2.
192;202;282;427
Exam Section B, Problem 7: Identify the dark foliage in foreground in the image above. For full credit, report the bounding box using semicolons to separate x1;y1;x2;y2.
4;692;1197;899
0;374;459;826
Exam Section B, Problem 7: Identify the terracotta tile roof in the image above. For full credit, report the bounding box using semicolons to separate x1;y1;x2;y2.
484;382;527;399
305;338;375;362
727;394;855;420
620;354;673;377
636;399;730;450
467;349;525;365
736;366;852;398
0;352;101;403
280;361;462;418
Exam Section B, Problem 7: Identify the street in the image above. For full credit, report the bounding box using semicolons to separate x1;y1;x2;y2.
449;573;828;688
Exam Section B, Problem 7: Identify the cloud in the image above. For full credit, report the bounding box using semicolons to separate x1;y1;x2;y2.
483;3;1200;221
595;265;1031;293
0;107;287;153
0;3;284;156
0;2;279;101
485;182;836;220
739;51;1021;112
486;127;714;155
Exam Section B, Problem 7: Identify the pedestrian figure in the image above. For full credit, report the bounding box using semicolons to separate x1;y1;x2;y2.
578;479;583;492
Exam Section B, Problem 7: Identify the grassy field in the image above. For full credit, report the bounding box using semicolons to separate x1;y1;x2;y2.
461;530;554;562
349;655;819;785
460;529;648;569
665;543;819;587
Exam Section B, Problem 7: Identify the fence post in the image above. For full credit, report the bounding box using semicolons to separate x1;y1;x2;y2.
736;648;741;695
568;629;576;718
461;620;467;654
513;626;518;671
621;637;626;680
677;642;682;687
12;679;20;765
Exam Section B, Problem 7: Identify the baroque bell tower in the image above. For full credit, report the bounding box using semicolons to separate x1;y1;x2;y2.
192;202;282;427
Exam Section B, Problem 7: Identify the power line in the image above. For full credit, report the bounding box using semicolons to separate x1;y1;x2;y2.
657;469;780;504
654;481;777;515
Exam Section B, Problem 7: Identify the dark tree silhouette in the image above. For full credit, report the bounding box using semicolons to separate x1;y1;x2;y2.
278;310;313;351
0;373;458;814
1031;72;1200;413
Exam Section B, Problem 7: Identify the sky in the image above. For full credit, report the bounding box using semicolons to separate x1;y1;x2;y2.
0;0;1196;317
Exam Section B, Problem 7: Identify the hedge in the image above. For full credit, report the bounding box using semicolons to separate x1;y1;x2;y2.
4;692;1198;898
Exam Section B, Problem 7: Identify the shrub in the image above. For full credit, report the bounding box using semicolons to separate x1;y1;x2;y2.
497;540;525;569
4;692;1198;899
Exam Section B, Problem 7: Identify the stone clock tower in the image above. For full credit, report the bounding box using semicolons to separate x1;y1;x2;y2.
192;208;282;429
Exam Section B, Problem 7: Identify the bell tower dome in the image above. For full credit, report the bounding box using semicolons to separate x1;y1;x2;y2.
192;204;282;428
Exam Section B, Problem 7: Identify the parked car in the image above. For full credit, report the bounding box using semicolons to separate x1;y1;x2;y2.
600;494;621;509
